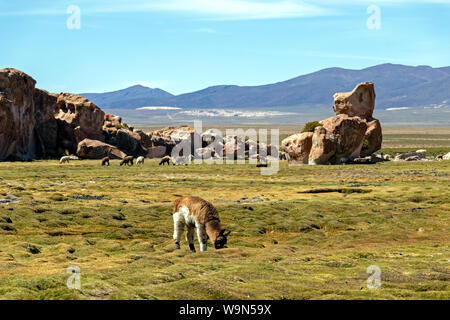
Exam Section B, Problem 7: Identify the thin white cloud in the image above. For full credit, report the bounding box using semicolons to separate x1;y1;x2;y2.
1;0;448;19
0;0;333;19
138;0;332;20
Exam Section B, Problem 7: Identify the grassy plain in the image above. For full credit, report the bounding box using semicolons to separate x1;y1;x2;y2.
0;155;449;299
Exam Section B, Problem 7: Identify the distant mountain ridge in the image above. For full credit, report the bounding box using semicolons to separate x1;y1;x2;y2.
81;64;450;110
82;85;174;109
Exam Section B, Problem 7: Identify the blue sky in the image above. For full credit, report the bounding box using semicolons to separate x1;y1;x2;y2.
0;0;449;94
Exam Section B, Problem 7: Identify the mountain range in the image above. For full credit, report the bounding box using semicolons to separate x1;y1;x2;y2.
81;64;450;111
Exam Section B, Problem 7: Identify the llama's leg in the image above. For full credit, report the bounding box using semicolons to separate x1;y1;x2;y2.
186;226;196;253
196;225;208;252
173;214;185;250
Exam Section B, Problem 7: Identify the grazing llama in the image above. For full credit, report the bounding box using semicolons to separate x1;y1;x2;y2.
159;156;171;166
173;196;230;252
136;156;145;165
172;155;194;166
101;156;110;166
59;156;71;164
120;156;134;166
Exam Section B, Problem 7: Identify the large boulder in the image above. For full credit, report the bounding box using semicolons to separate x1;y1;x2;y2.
394;151;426;162
308;127;336;165
103;128;146;157
148;126;188;151
103;113;122;129
321;114;368;163
0;68;37;160
147;146;167;159
76;139;126;159
135;130;152;149
148;126;200;156
282;132;313;164
333;82;376;119
55;93;105;153
361;119;382;157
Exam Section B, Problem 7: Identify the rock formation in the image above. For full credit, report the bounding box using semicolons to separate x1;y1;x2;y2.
0;68;154;161
394;150;427;162
76;139;126;159
282;82;383;165
281;132;313;164
0;69;38;160
0;69;384;163
333;82;376;118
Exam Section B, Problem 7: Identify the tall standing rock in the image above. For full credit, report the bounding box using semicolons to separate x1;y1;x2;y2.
308;127;336;165
0;68;37;160
361;119;382;157
284;81;382;165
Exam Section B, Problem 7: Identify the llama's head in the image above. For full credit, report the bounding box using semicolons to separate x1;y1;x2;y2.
214;229;230;249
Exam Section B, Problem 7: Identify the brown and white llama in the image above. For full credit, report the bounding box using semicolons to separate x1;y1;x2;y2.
173;196;230;252
120;156;134;166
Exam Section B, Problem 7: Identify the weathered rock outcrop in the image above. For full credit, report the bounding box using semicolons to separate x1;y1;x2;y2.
55;93;105;153
308;127;336;165
34;89;59;157
0;68;152;161
333;82;376;119
320;114;368;163
147;126;201;157
281;132;313;164
77;139;126;159
284;82;382;165
103;113;122;129
361;119;382;157
394;150;427;162
0;69;37;160
147;146;167;159
103;128;146;157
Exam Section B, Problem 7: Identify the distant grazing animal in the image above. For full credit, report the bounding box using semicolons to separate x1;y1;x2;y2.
172;155;194;166
59;156;71;164
136;156;145;165
159;156;172;166
173;196;230;252
437;155;444;160
101;156;110;166
120;156;134;166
